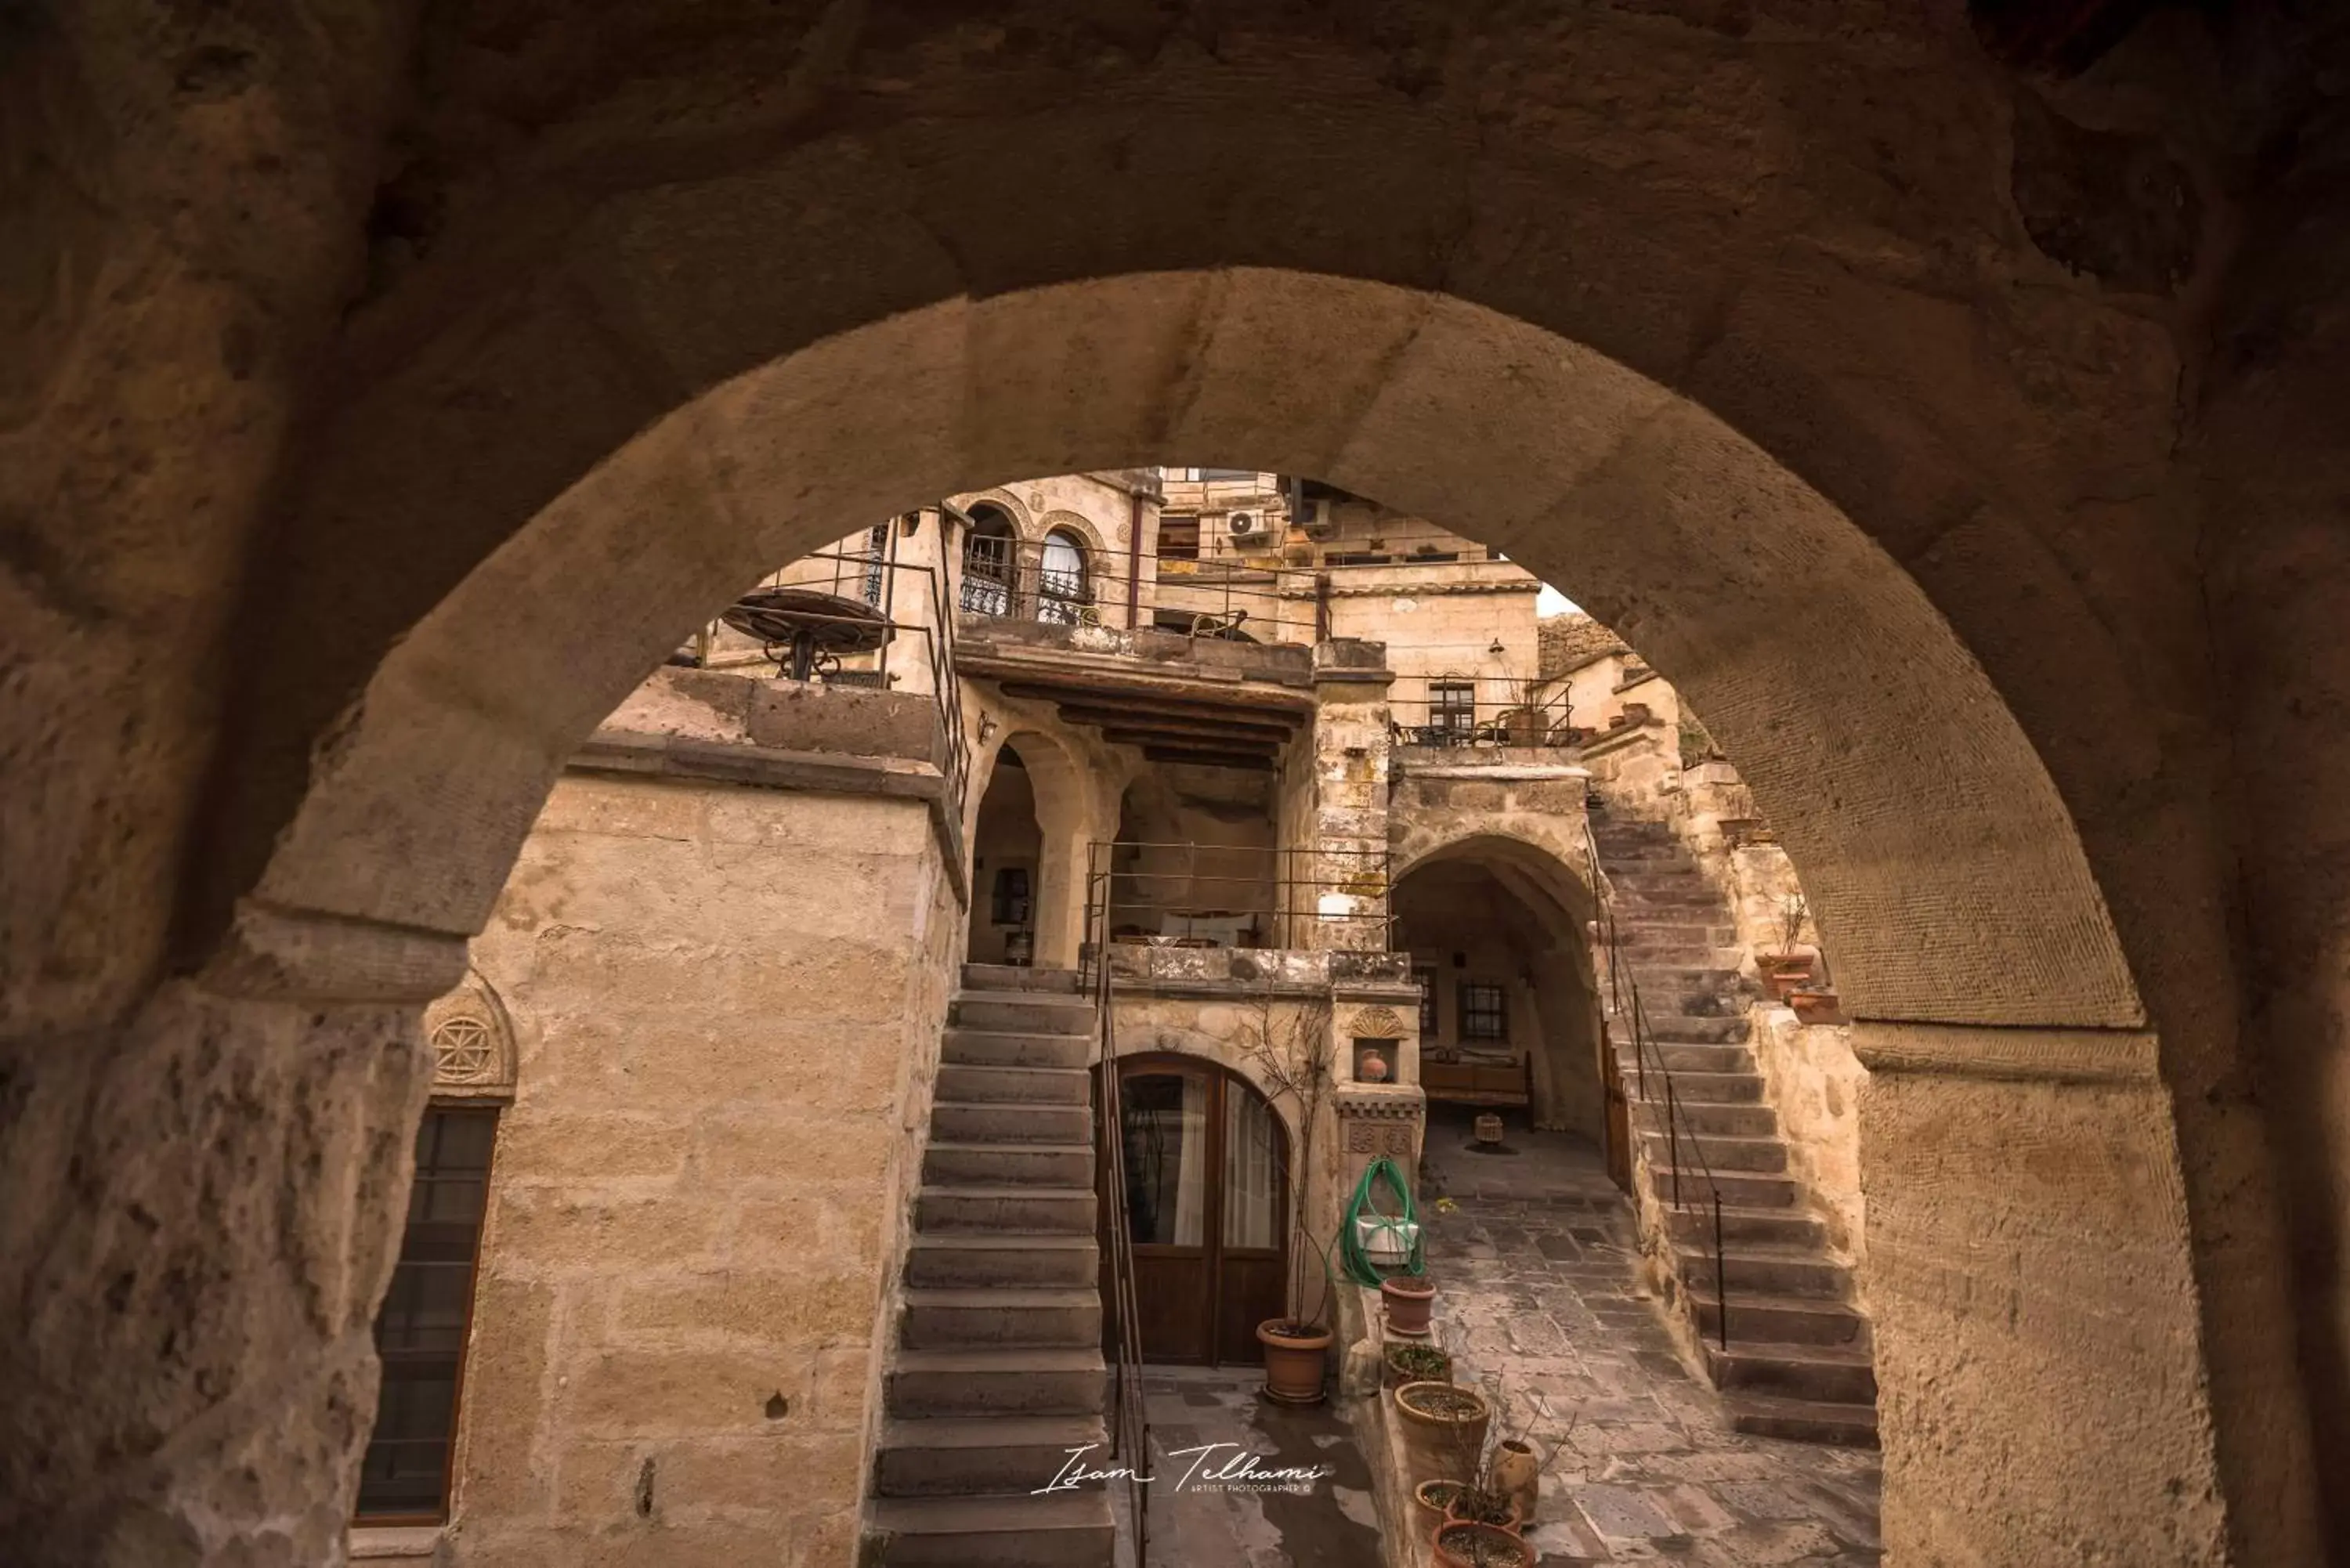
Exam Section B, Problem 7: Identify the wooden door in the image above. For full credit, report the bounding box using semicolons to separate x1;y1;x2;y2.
1104;1057;1289;1366
1601;1024;1634;1195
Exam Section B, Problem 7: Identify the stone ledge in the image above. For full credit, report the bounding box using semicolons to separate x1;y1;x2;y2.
1850;1021;2159;1084
347;1524;442;1560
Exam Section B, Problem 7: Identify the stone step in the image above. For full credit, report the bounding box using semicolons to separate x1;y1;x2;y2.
876;1413;1110;1497
962;963;1086;995
1609;919;1737;945
872;1490;1115;1566
1590;838;1686;859
902;1287;1101;1350
950;993;1095;1036
1702;1339;1878;1406
1636;1013;1752;1044
1692;1290;1868;1347
1678;1245;1850;1300
930;1101;1092;1145
887;1347;1108;1418
1618;1040;1754;1075
942;1028;1094;1070
906;1233;1100;1289
1630;1068;1762;1104
1616;941;1749;967
935;1064;1090;1107
1724;1392;1879;1449
1635;1100;1780;1139
1669;1206;1825;1250
917;1183;1097;1234
1648;1166;1799;1209
1640;1131;1785;1172
923;1141;1094;1188
906;1230;1100;1288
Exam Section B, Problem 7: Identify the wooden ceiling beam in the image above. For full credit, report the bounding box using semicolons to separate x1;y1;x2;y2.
996;680;1305;728
1099;728;1282;755
1057;706;1296;742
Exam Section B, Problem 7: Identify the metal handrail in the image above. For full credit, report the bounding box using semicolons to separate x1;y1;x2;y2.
1083;840;1393;952
1579;816;1732;1352
1087;848;1150;1565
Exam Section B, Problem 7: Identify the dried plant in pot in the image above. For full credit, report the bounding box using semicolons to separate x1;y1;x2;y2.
1789;987;1845;1026
1430;1519;1531;1568
1394;1380;1491;1473
1383;1340;1452;1389
1381;1273;1437;1338
1413;1477;1466;1526
1240;981;1339;1404
1762;893;1817;999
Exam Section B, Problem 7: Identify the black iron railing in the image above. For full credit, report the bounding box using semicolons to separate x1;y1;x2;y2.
1086;860;1150;1566
1579;817;1732;1352
1389;676;1581;749
1078;840;1393;959
693;541;972;810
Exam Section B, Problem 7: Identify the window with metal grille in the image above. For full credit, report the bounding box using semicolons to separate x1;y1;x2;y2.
859;522;887;605
1157;515;1200;560
1459;981;1508;1042
992;866;1032;927
1431;681;1477;735
960;522;1015;617
356;1105;498;1521
1415;967;1439;1035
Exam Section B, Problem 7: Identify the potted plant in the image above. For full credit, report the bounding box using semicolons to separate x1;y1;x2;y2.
1790;987;1845;1026
1412;1477;1466;1527
1762;893;1816;999
1394;1379;1492;1474
1431;1519;1530;1568
1240;983;1338;1404
1381;1272;1437;1338
1383;1341;1452;1388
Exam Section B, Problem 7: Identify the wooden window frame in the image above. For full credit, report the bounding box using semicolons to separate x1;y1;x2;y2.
352;1102;500;1526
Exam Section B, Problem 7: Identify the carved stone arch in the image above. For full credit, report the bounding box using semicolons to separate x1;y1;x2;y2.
424;966;518;1100
960;487;1036;538
1036;508;1112;560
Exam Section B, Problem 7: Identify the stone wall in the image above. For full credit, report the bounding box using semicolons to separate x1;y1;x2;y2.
1749;1010;1867;1263
404;674;966;1566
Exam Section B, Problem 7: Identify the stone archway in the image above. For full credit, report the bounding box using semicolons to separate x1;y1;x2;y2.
965;726;1097;970
170;270;2256;1568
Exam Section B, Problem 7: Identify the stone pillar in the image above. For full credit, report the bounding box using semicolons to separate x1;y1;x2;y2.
1853;1024;2236;1567
0;905;451;1566
1306;640;1396;952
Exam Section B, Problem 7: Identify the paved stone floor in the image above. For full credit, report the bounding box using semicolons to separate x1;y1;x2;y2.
1420;1106;1882;1566
1116;1365;1385;1567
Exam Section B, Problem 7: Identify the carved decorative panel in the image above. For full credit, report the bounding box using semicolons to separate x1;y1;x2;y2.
424;970;517;1100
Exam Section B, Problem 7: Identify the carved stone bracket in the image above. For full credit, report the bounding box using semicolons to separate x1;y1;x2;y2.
1336;1086;1425;1156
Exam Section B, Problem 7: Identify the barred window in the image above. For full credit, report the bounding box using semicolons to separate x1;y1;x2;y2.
1459;981;1508;1042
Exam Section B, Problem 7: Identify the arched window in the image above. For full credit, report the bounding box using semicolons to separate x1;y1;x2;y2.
1037;529;1089;625
960;505;1018;617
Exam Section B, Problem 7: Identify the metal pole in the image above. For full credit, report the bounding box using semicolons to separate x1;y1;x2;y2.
1666;1075;1681;1210
1714;1192;1729;1350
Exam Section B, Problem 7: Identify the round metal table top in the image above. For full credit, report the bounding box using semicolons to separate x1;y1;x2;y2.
721;586;894;656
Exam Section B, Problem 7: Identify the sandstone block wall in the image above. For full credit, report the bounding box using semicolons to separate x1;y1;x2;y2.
440;772;960;1565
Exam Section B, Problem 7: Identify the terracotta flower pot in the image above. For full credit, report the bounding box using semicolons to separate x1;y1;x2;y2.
1257;1318;1332;1406
1430;1518;1529;1568
1383;1341;1452;1388
1413;1478;1465;1526
1381;1274;1437;1338
1490;1438;1541;1523
1789;989;1845;1026
1442;1485;1523;1530
1762;953;1815;999
1361;1048;1390;1082
1394;1380;1491;1474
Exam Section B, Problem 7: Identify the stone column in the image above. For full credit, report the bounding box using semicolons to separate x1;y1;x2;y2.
1853;1024;2236;1567
1305;640;1396;952
0;904;452;1566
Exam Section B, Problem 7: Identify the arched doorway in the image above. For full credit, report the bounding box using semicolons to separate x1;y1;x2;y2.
967;741;1042;965
1104;1054;1289;1365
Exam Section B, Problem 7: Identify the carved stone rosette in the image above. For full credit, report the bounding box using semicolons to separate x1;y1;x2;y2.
424;969;518;1101
1335;1086;1425;1159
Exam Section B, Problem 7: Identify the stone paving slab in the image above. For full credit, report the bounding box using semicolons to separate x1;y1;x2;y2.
1419;1107;1881;1566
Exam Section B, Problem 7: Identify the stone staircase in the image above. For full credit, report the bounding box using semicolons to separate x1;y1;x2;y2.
868;964;1115;1565
1589;809;1880;1449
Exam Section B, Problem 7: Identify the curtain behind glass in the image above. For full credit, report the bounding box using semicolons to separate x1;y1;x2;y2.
1122;1073;1206;1246
1222;1087;1282;1250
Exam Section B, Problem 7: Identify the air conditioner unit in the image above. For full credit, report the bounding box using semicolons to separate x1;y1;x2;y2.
1227;511;1261;539
1298;498;1337;538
